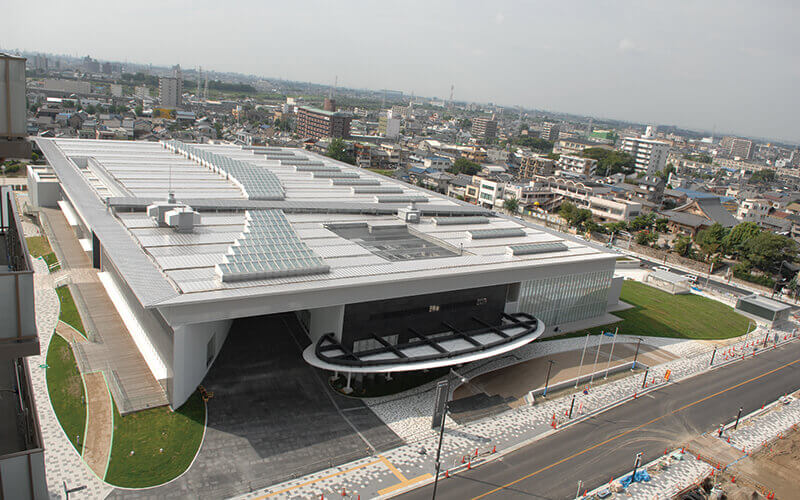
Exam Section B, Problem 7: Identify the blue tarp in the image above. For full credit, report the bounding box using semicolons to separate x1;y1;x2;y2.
619;469;651;488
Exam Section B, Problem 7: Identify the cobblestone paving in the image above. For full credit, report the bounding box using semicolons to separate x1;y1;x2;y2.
29;257;112;499
724;394;800;454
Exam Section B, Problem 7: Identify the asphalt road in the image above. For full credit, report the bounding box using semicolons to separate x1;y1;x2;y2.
400;340;800;500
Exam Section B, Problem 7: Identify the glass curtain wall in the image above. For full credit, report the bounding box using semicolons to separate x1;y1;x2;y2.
517;269;613;327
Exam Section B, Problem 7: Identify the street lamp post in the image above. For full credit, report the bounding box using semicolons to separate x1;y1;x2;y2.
431;399;448;500
543;359;555;397
590;333;605;384
734;406;743;430
632;337;643;370
603;328;619;379
575;333;590;388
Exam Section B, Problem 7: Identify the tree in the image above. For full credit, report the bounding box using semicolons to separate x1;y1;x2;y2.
658;163;676;180
448;157;481;176
134;105;143;116
673;235;695;257
503;197;519;214
635;230;657;246
683;153;712;164
695;223;729;260
213;122;223;139
457;118;472;130
654;217;669;233
628;213;656;232
581;148;635;176
326;138;356;165
510;136;553;153
742;231;797;274
559;201;591;229
722;222;760;255
749;169;776;184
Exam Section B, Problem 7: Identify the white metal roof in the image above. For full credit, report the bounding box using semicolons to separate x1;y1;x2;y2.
37;138;616;314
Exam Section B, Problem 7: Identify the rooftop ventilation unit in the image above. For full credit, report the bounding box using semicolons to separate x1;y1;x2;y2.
352;186;403;194
312;171;360;179
375;195;428;203
432;216;490;226
331;178;381;186
164;206;202;233
146;192;181;227
506;242;569;256
397;202;421;223
467;228;526;240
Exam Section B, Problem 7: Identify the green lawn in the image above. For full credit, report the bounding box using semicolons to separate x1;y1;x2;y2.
367;168;396;178
105;392;206;488
46;335;86;454
25;235;59;271
579;280;749;340
56;286;86;337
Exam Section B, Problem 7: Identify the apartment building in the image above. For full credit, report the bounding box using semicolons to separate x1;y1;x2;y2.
518;155;555;178
297;106;352;140
620;130;670;174
533;176;642;222
556;155;597;176
158;76;182;109
0;187;47;499
471;116;498;142
541;122;560;142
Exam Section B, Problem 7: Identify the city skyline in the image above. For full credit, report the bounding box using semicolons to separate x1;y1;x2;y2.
5;0;800;143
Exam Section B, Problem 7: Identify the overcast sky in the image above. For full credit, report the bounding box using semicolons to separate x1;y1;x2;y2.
5;1;799;143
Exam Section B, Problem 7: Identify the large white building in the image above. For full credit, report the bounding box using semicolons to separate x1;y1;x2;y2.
620;127;670;174
32;138;621;409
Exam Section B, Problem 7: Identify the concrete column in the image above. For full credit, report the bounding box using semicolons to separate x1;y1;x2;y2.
308;304;345;343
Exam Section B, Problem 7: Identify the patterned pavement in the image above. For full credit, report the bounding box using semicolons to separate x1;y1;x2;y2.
237;327;797;499
28;257;113;499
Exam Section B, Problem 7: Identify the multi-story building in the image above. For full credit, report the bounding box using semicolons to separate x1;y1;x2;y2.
556;155;597;176
541;122;560;142
41;78;91;94
737;198;792;233
33;138;622;407
533;176;642;222
0;187;48;499
620;128;670;174
297;106;352;140
378;115;401;139
518;155;555;179
721;136;753;159
158;77;182;109
471;116;498;142
554;137;606;155
134;85;151;100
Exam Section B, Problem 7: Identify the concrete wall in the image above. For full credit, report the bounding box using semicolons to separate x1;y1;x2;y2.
26;167;61;208
607;276;624;306
309;305;344;343
171;318;232;408
0;272;36;344
0;450;48;500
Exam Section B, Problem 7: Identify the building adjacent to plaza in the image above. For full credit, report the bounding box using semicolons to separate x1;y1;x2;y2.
31;138;622;408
